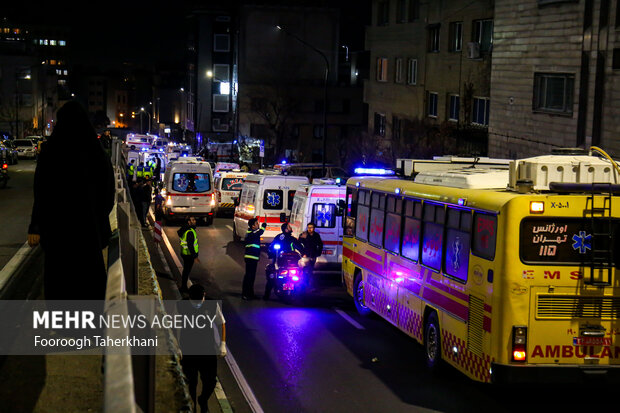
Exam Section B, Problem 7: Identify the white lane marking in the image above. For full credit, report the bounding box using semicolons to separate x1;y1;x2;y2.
223;345;265;413
334;308;365;330
155;210;261;413
226;225;233;231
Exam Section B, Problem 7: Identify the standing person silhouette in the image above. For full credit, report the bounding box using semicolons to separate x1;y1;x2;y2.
27;101;115;300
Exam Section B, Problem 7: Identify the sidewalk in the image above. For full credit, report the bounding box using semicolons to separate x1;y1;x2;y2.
141;218;229;413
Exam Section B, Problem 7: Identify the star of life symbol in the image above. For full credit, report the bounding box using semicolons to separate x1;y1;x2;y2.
452;237;462;271
571;231;592;254
266;192;281;207
316;208;331;224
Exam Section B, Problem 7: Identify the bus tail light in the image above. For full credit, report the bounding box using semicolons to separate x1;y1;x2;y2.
210;193;216;206
530;201;544;214
512;326;527;362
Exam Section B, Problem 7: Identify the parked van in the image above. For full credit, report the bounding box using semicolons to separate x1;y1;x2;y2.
232;173;309;243
289;180;346;268
162;158;215;225
214;170;249;216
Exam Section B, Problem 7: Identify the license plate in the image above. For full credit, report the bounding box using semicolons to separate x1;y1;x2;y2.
283;283;294;291
573;337;611;346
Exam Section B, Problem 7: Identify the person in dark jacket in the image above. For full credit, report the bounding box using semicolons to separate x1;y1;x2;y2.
264;222;303;300
242;217;266;300
27;100;115;300
299;223;323;289
140;179;153;227
178;216;200;293
177;283;226;413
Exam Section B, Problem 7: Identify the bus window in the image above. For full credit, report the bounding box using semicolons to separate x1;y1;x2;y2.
401;199;422;262
345;187;357;236
422;202;444;271
263;189;283;210
384;195;402;253
355;190;370;241
472;212;497;260
369;192;386;246
313;203;336;228
444;207;471;283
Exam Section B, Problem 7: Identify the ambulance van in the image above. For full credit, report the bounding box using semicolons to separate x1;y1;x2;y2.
289;181;346;269
232;173;309;243
214;170;249;216
162;157;215;225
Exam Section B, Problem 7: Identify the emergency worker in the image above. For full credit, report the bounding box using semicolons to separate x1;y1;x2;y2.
178;216;200;293
136;162;145;179
263;222;303;300
127;159;136;181
242;217;266;300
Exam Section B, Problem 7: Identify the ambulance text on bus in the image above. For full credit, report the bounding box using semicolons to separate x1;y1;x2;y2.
342;150;620;384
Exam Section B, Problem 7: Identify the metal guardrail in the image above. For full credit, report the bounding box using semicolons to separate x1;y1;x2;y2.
104;139;153;413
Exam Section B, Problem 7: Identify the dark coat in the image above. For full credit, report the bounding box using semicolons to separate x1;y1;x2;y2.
299;231;323;258
28;101;115;300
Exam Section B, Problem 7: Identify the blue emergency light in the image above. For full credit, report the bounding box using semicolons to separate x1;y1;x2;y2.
354;167;395;176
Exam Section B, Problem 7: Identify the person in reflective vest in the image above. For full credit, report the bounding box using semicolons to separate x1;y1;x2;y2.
127;160;135;181
241;217;266;300
136;162;145;179
144;163;153;179
178;216;199;293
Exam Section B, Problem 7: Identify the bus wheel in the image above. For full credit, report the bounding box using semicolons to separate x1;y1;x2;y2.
353;273;372;317
424;311;442;370
232;224;240;242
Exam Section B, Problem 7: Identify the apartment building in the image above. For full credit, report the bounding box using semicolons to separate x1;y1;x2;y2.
489;0;620;158
365;0;494;160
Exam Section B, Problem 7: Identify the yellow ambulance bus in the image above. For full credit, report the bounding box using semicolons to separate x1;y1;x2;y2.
342;149;620;383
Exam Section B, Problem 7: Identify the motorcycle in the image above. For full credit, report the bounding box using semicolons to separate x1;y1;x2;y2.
267;245;307;303
0;162;8;189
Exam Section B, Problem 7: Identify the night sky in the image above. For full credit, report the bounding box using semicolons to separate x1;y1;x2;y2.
4;1;369;69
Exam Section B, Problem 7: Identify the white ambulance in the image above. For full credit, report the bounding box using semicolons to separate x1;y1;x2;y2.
232;172;309;243
214;170;249;216
162;157;215;225
125;133;153;151
289;180;346;269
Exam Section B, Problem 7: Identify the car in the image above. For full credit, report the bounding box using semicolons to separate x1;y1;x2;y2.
0;140;18;165
14;139;38;159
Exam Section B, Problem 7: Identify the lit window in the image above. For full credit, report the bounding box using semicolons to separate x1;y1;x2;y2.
43;39;48;45
376;57;388;82
59;40;66;46
50;40;56;46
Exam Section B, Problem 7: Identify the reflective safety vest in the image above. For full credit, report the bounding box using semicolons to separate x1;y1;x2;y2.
244;227;264;260
144;165;153;179
180;228;198;256
136;165;145;178
127;163;135;176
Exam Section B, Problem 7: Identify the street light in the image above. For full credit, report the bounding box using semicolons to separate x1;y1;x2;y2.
140;107;152;134
276;25;329;177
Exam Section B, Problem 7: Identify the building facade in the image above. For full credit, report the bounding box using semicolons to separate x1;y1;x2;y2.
364;0;494;162
489;0;620;158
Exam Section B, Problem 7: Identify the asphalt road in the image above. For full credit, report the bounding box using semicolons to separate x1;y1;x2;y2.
0;160;36;271
162;217;619;413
